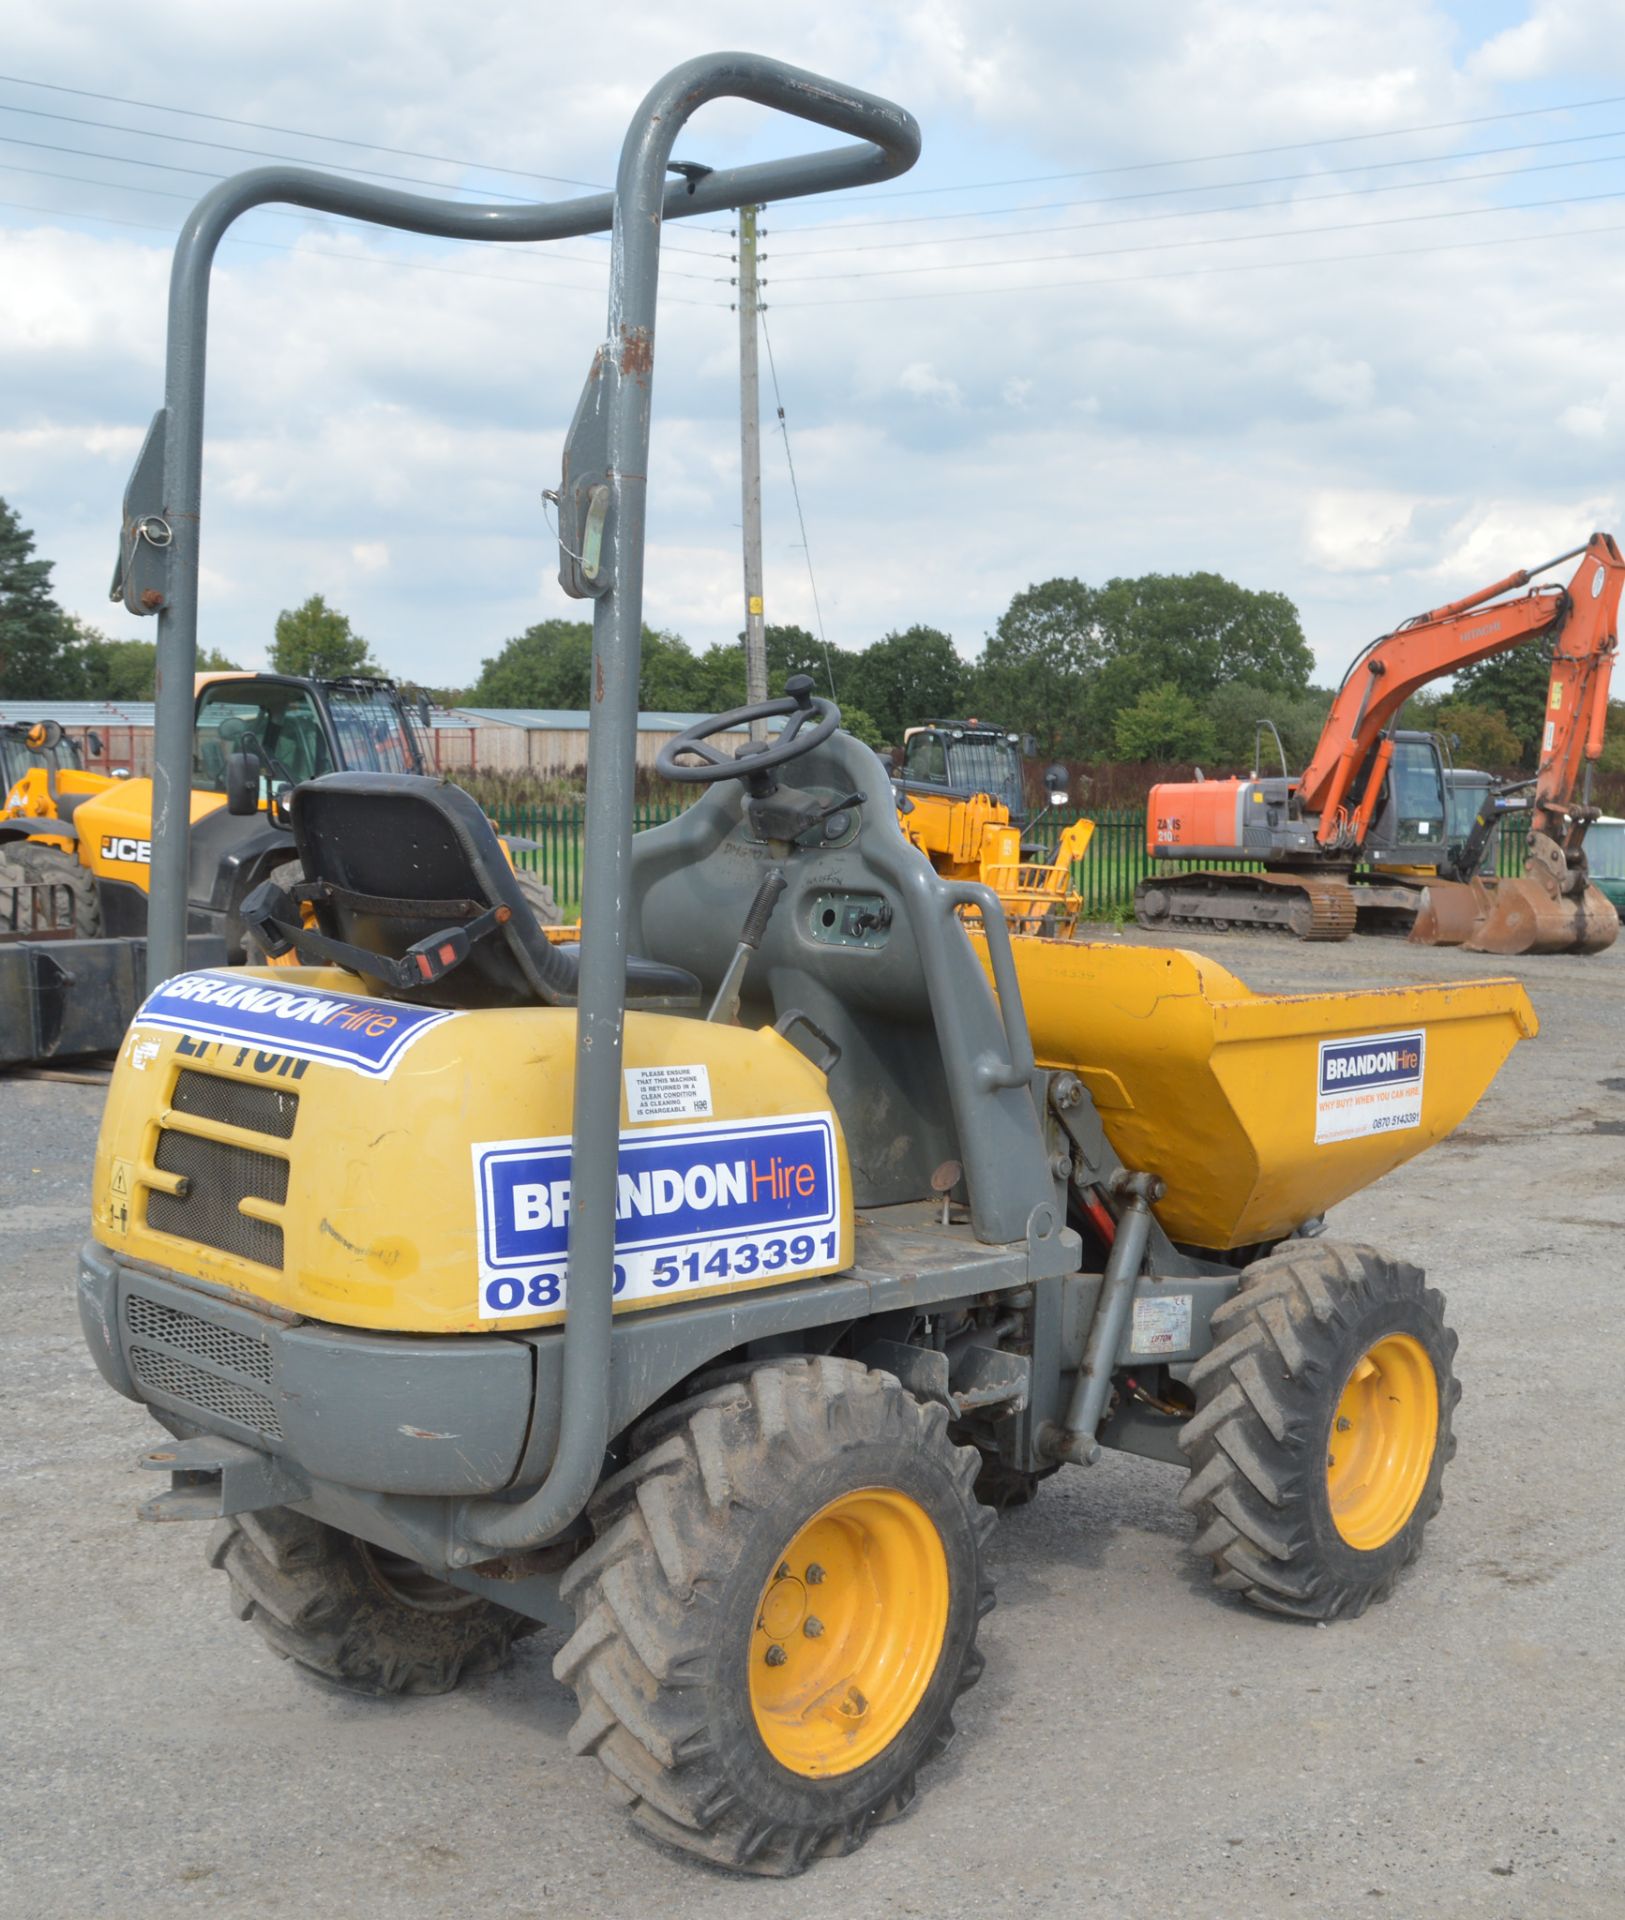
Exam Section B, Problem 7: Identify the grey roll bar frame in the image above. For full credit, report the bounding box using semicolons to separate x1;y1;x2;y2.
114;53;920;1558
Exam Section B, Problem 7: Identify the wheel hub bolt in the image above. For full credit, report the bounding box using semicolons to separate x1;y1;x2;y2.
805;1563;825;1584
764;1644;788;1667
1335;1416;1352;1432
804;1617;824;1638
775;1562;791;1580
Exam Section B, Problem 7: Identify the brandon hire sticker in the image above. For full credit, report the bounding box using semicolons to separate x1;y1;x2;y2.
473;1111;841;1319
1315;1029;1426;1145
133;969;455;1079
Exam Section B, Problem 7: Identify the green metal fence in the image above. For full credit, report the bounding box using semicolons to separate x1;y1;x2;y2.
495;800;1538;923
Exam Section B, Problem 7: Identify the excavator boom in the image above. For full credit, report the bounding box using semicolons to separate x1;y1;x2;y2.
1137;534;1623;952
1299;534;1622;845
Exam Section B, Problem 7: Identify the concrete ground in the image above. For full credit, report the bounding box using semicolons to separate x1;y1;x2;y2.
2;931;1621;1919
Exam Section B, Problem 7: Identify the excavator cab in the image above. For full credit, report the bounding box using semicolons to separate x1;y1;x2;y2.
1363;732;1451;868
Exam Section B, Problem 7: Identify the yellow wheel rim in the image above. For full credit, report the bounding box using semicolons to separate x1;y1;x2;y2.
748;1487;949;1779
1326;1333;1439;1550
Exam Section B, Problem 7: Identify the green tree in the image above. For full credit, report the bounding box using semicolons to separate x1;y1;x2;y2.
0;497;83;696
972;578;1100;759
1206;681;1334;770
467;620;593;706
468;621;725;711
270;594;379;679
1400;693;1522;770
72;629;242;701
1086;573;1312;749
835;705;886;751
844;625;964;745
1450;643;1553;765
1113;680;1216;762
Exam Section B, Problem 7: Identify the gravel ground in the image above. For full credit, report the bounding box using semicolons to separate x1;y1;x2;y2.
2;931;1621;1919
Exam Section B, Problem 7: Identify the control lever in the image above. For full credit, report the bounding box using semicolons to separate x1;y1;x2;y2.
707;865;788;1025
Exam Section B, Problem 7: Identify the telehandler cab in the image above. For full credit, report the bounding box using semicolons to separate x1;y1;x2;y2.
82;53;1535;1876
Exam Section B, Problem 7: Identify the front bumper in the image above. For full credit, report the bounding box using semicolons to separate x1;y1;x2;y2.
78;1240;534;1496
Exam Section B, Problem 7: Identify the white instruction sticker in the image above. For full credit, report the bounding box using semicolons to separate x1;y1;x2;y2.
625;1063;713;1123
1131;1293;1193;1355
1315;1029;1426;1144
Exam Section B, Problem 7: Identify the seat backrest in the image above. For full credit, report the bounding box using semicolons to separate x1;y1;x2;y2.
290;772;578;1009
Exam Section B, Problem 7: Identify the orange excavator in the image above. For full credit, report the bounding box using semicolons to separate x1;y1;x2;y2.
1136;533;1622;951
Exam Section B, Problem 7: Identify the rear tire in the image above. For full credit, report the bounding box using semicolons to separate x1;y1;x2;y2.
554;1357;995;1875
1178;1241;1458;1621
512;863;561;927
0;841;100;936
207;1506;533;1696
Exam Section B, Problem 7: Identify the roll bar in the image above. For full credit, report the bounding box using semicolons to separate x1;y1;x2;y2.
114;53;920;1557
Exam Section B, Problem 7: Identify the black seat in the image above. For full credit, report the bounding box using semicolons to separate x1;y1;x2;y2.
281;772;700;1012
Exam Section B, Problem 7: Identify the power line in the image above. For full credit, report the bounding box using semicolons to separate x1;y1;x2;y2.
0;74;737;235
758;308;835;695
778;90;1625;209
0;69;603;188
0;136;732;273
0;195;731;306
765;183;1625;283
0;100;736;252
771;146;1625;260
768;124;1625;248
767;210;1625;307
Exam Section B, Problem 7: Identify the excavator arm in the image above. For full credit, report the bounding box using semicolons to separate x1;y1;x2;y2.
1297;533;1624;849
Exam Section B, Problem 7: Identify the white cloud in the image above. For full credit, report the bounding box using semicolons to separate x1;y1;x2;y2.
1305;489;1429;574
4;0;1625;700
897;361;963;406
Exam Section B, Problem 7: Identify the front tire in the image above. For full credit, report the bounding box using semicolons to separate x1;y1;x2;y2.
207;1507;533;1695
1;841;100;936
1178;1242;1458;1621
554;1357;995;1875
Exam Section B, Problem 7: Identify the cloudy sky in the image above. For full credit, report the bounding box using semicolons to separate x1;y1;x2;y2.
5;0;1625;694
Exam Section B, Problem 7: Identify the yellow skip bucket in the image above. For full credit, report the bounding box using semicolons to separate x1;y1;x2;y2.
974;937;1536;1250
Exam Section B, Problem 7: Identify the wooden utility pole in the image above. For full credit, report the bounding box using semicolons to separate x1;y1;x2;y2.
737;205;767;732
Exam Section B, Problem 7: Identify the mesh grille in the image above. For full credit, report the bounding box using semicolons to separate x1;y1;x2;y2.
171;1069;298;1140
128;1345;283;1440
148;1131;288;1268
124;1292;273;1384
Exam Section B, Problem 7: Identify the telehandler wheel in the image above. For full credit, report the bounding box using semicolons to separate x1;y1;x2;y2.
0;843;100;936
207;1507;534;1696
512;864;562;928
1178;1242;1458;1622
554;1357;995;1876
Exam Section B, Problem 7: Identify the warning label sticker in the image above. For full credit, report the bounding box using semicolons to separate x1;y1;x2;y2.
625;1063;713;1124
108;1157;133;1236
1315;1029;1426;1144
1130;1293;1193;1355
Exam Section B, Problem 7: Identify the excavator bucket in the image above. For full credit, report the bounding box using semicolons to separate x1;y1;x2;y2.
1464;875;1619;955
1407;876;1491;948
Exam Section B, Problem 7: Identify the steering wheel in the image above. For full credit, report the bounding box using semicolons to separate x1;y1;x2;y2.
656;674;840;785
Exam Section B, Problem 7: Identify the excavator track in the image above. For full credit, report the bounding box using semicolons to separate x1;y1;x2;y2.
1135;870;1359;942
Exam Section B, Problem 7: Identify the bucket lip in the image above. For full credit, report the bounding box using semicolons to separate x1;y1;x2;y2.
1214;977;1538;1042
